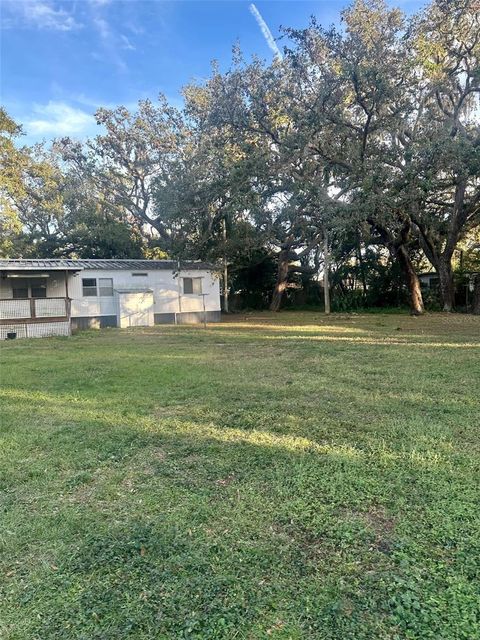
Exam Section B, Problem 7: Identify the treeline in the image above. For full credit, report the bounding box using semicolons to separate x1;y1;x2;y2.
1;0;479;313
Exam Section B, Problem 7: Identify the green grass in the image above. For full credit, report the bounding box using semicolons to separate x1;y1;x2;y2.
1;312;479;639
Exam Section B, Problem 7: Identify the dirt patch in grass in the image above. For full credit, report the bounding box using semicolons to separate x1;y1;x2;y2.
363;506;396;554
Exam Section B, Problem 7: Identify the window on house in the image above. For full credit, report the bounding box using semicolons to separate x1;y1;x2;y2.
99;278;114;296
82;278;97;297
183;277;202;295
132;272;148;277
12;278;29;299
31;280;47;298
11;278;47;298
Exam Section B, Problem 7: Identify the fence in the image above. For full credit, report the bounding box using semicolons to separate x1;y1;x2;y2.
0;297;68;320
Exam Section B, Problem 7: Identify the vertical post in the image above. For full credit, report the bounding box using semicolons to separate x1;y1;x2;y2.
177;260;182;318
323;227;331;315
64;270;71;319
222;218;229;313
202;293;207;329
30;297;36;319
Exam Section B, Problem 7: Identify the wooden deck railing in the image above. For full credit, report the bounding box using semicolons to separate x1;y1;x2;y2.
0;297;70;324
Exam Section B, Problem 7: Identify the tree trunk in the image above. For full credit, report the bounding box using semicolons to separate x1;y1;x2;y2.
356;240;368;301
395;245;425;315
412;209;459;313
472;275;480;315
323;228;331;314
369;218;423;314
223;262;229;313
222;218;229;313
437;257;455;312
270;248;290;312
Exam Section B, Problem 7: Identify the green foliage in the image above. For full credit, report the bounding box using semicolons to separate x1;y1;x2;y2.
2;0;479;311
58;98;188;249
64;211;145;259
0;109;26;255
331;247;410;311
229;247;278;309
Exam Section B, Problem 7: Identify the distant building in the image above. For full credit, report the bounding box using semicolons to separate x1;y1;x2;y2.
0;259;221;339
417;272;439;289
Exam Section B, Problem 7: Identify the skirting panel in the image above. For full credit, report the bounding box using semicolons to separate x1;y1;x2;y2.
1;322;70;340
71;315;118;330
154;311;221;325
153;313;176;325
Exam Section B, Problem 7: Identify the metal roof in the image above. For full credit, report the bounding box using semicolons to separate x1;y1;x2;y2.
0;259;215;271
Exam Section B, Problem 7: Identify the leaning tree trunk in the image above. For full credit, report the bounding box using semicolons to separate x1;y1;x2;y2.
270;248;290;312
395;245;425;315
370;218;424;315
437;258;455;312
472;275;480;315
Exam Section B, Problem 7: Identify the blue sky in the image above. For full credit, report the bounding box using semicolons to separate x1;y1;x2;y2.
1;0;425;145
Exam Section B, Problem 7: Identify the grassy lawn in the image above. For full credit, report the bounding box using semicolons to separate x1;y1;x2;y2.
1;312;479;639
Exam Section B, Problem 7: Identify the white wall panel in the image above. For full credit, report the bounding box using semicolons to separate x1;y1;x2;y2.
68;268;220;318
1;267;221;323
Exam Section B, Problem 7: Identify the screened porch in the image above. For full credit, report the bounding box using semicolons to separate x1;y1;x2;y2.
0;270;76;324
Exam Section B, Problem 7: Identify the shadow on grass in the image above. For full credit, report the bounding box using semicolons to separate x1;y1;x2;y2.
2;397;479;639
1;384;473;488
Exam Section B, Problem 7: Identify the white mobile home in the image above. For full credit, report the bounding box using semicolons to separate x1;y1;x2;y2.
0;259;221;339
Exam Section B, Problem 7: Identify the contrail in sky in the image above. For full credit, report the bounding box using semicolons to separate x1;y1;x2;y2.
249;3;283;59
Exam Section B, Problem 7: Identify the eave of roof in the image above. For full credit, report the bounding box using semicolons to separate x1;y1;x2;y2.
0;259;215;271
0;264;83;272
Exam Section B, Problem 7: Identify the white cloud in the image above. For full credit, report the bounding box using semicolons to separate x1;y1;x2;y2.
26;102;97;138
2;1;82;31
126;22;144;36
120;34;136;51
91;13;129;72
93;15;110;40
249;3;282;60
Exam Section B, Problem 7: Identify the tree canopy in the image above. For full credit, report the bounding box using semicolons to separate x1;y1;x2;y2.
1;0;479;313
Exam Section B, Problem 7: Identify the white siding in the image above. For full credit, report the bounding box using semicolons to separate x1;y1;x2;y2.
69;268;220;319
47;274;68;297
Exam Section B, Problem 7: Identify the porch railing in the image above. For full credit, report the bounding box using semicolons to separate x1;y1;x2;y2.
0;297;70;322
